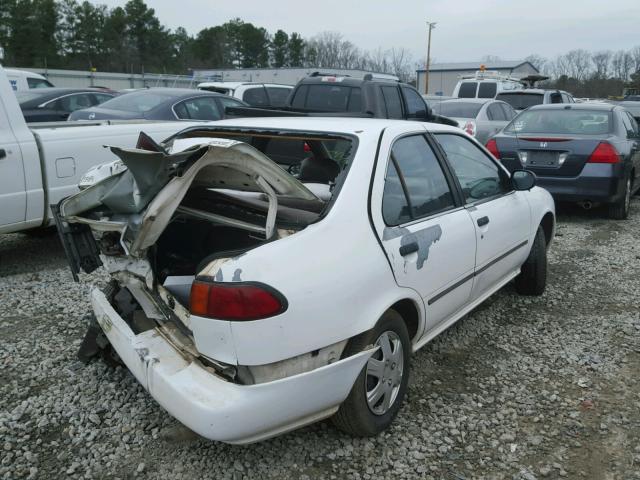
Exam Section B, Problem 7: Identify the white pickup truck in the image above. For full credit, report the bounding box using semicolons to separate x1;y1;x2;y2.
0;66;200;234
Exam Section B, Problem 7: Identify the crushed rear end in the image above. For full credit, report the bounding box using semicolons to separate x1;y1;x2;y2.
54;129;373;443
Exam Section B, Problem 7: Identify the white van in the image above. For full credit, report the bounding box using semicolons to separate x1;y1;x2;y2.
452;70;523;99
5;68;54;91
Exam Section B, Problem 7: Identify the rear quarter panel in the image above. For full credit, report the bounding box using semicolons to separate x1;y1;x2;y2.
195;129;426;366
33;121;203;223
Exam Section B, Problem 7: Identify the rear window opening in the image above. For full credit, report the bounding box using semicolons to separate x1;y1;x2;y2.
153;132;354;293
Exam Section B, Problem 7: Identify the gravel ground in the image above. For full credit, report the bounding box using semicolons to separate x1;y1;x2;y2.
1;200;640;480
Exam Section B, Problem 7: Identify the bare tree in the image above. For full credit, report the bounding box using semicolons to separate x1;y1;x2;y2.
564;49;592;81
524;54;547;74
630;45;640;74
389;47;413;82
549;54;570;79
592;50;612;78
612;50;633;80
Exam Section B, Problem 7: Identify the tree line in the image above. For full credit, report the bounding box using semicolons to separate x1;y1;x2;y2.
0;0;415;81
523;48;640;98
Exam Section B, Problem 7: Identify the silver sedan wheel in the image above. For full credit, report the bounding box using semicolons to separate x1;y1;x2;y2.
365;330;404;416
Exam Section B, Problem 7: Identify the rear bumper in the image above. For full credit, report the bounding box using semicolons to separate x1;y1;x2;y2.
534;164;625;203
90;288;372;444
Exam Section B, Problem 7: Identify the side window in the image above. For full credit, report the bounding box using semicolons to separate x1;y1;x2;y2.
487;103;507;121
60;94;93;111
620;111;637;137
381;86;404;119
266;87;291;107
290;85;308;109
401;86;428;119
626;112;639;135
478;82;497;99
458;82;478;98
242;87;269;107
27;77;54;88
550;92;562;104
382;135;455;225
500;103;516;120
91;93;113;105
434;133;509;203
175;97;221;120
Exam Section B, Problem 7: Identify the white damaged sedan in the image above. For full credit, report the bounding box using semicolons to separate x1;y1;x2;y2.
55;117;555;444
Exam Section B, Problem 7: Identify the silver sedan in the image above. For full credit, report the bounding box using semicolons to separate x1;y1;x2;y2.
432;98;517;145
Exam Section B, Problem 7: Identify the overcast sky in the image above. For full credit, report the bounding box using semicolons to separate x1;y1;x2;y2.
91;0;640;65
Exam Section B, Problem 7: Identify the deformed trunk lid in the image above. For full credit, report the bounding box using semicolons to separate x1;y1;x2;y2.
60;136;318;256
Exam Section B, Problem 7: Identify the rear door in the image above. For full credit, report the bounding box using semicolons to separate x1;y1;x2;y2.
0;97;26;227
433;133;530;300
371;127;477;332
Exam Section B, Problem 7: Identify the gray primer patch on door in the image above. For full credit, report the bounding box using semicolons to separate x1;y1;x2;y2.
383;224;443;269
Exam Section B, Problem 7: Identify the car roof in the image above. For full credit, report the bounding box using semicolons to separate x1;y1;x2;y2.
528;103;616;112
441;98;495;104
18;87;101;96
297;75;402;88
116;88;224;99
198;82;292;89
188;116;461;136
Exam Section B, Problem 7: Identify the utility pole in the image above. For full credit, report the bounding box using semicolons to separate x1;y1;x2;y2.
424;21;436;94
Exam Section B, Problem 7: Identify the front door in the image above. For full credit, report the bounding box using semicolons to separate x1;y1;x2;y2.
433;133;531;299
371;129;477;333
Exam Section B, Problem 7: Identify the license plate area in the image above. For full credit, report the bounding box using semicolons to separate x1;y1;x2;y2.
523;150;561;168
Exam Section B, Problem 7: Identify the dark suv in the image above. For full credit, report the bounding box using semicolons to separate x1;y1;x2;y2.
287;73;436;121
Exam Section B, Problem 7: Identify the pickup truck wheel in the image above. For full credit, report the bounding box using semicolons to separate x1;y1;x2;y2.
607;176;631;220
515;226;547;296
332;309;410;437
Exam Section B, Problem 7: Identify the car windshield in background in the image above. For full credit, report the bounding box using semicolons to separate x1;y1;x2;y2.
497;93;544;110
99;91;175;112
291;84;362;112
434;102;483;118
505;109;612;135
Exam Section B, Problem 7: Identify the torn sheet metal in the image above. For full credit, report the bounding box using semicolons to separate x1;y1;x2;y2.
61;136;319;257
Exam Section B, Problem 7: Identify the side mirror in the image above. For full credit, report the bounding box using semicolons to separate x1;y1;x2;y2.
412;109;429;120
512;170;536;191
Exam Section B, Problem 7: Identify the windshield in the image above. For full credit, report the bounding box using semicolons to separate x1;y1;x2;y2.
496;93;544;110
434;102;483;118
505;109;612;135
99;91;175;113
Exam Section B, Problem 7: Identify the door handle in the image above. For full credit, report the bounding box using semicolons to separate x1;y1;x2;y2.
0;149;6;159
477;216;490;227
399;242;419;256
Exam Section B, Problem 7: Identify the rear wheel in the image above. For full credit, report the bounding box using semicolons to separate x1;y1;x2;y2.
608;176;631;220
515;226;547;296
332;310;410;437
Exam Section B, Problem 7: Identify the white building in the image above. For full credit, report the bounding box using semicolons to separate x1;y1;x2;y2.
416;61;539;96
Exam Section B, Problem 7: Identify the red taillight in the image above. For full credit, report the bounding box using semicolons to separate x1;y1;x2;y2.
190;280;286;320
303;142;311;152
485;138;501;159
463;120;476;136
588;142;620;164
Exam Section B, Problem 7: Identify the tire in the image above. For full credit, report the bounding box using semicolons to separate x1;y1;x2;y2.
515;226;547;296
332;309;411;437
607;175;631;220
